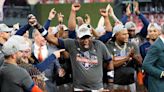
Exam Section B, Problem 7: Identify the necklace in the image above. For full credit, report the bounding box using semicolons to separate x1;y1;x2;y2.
114;42;127;50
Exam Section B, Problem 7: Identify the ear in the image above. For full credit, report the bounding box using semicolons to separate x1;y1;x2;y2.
10;54;16;59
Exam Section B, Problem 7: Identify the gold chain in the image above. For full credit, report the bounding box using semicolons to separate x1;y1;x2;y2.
114;42;127;50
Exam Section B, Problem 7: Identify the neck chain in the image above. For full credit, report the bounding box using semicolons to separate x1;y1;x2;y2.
115;42;127;50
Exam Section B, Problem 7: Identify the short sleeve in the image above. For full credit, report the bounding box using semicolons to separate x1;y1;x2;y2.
19;68;34;91
98;41;112;62
63;38;75;52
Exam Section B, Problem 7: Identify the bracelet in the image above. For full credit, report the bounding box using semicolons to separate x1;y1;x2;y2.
41;27;48;37
107;70;114;79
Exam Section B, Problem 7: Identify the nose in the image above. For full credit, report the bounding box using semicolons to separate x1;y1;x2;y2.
83;39;89;44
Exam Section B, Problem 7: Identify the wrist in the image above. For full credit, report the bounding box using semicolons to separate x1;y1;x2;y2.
126;13;131;17
136;11;140;15
71;10;76;13
48;17;52;20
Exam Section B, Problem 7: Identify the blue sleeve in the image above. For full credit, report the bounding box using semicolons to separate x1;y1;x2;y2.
35;54;57;72
43;19;51;30
121;15;128;25
139;45;146;59
27;82;34;92
98;32;112;43
138;13;150;38
68;30;76;39
15;24;31;36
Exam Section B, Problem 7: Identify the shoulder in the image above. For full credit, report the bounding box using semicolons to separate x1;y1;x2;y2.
63;38;75;44
105;40;114;46
140;42;150;48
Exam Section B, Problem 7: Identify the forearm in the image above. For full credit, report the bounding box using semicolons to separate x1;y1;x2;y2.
68;10;76;30
98;32;112;43
35;54;57;72
43;19;51;30
113;56;130;68
107;60;114;83
138;13;149;26
104;16;112;32
132;55;142;65
15;24;31;36
111;14;121;24
121;15;128;25
46;33;59;46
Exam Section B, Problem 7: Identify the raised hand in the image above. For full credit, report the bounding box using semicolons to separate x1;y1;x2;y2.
72;3;81;12
57;12;64;24
27;14;37;27
100;8;108;17
128;47;135;58
126;3;131;16
58;68;65;77
108;5;114;16
76;16;84;26
48;8;57;20
84;14;91;24
134;1;140;15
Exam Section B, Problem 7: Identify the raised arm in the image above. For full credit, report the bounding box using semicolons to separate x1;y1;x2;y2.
100;8;112;32
44;8;56;30
121;4;131;25
134;1;149;38
68;3;81;31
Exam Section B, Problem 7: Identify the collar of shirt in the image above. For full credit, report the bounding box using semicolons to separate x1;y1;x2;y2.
33;43;48;61
159;35;164;44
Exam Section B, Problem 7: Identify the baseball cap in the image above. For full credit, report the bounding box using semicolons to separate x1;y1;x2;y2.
0;23;13;32
95;26;105;33
112;24;127;37
2;35;30;56
51;24;68;34
125;21;136;30
76;24;92;38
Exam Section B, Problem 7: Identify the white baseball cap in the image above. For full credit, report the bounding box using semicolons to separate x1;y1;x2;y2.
0;23;13;32
112;24;127;37
76;23;92;38
2;35;30;56
125;21;136;30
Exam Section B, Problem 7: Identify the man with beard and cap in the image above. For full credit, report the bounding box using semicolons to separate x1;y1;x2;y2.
106;24;142;92
0;35;43;92
36;3;114;91
43;23;114;91
0;23;13;66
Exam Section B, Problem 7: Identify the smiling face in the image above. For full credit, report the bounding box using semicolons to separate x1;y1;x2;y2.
148;28;161;41
34;30;47;46
115;29;129;43
0;31;11;41
78;35;92;50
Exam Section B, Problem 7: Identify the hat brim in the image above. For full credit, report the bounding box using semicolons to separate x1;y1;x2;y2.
78;33;92;39
3;28;13;32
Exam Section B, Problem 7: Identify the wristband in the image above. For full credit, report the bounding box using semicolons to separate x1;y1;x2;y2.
107;70;114;79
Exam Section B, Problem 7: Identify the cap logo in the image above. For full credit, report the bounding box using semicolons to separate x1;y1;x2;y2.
79;28;88;32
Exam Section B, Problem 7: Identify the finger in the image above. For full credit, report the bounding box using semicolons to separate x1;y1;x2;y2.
127;3;131;8
58;49;65;52
52;8;55;11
